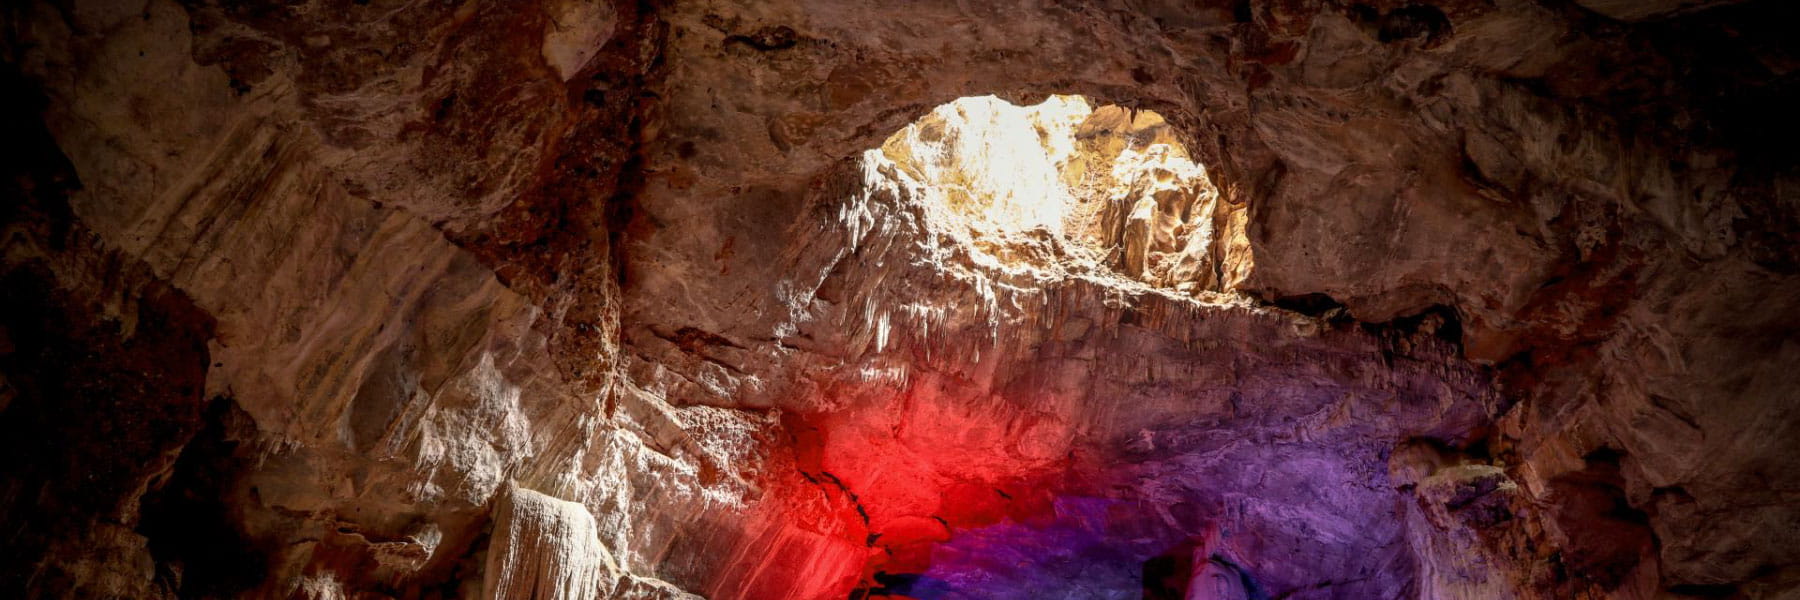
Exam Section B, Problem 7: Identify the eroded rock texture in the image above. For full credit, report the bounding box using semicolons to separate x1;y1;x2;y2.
2;0;1797;598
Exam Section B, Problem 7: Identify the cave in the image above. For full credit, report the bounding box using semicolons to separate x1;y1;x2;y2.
3;1;1799;599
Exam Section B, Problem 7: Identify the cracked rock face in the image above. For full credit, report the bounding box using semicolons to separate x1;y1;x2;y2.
3;0;1799;599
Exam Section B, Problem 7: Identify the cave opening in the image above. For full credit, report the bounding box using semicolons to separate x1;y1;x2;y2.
861;94;1249;296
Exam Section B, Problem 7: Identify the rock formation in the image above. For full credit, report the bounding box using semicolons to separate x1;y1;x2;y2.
2;0;1797;598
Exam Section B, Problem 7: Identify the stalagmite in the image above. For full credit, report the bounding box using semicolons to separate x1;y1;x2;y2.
485;485;616;600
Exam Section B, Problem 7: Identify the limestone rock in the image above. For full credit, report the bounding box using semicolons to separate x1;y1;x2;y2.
485;484;616;600
2;0;1798;598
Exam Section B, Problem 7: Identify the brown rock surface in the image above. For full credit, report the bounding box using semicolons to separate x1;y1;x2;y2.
2;0;1797;598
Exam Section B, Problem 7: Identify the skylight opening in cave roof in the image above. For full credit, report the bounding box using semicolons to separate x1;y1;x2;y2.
861;94;1236;293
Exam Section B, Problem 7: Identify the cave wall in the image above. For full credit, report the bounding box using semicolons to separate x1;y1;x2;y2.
2;0;1797;598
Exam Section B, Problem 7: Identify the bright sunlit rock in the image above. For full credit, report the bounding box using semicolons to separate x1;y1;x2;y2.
865;94;1247;293
878;95;1092;237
